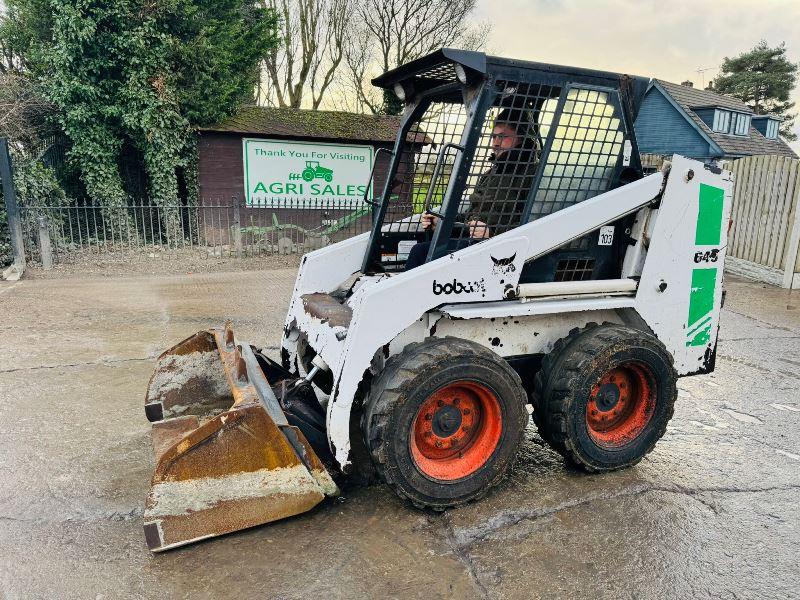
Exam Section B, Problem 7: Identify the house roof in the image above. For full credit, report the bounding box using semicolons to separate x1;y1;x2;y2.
655;80;797;159
200;106;402;143
658;79;751;113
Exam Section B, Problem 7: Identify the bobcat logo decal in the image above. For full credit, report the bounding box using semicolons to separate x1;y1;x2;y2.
491;253;517;275
432;278;486;296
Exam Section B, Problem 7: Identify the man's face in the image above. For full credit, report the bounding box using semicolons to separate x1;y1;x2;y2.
491;123;521;157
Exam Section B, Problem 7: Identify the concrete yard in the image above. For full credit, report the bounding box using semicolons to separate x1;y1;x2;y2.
0;268;798;599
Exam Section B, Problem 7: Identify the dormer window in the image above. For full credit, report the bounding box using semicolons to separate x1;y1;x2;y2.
711;109;750;136
752;115;782;139
734;112;750;135
765;119;779;139
712;110;730;133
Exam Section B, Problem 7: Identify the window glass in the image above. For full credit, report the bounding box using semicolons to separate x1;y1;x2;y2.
734;113;750;136
713;110;731;134
765;120;779;139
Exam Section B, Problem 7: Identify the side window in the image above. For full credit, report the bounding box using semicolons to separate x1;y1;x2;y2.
529;87;626;221
713;110;731;134
386;101;468;231
766;119;779;139
453;81;559;242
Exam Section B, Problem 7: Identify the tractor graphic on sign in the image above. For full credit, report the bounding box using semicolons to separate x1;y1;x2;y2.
301;161;334;182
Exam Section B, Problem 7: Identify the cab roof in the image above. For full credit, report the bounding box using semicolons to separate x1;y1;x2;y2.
372;48;650;115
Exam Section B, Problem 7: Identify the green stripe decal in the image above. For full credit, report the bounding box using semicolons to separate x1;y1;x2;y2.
695;183;725;245
687;267;717;347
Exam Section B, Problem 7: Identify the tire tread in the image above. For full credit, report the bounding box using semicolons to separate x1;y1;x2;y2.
363;337;527;510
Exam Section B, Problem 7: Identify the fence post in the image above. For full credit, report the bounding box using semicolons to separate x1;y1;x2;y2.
232;197;242;258
37;215;53;270
782;169;800;289
0;138;26;276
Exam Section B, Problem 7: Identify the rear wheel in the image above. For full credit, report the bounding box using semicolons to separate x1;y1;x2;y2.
363;337;527;509
531;322;598;443
533;324;677;472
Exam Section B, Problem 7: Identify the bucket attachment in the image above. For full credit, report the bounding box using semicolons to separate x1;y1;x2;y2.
143;323;337;552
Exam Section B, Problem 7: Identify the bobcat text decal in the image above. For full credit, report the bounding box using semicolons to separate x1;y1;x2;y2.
432;278;486;296
490;253;516;275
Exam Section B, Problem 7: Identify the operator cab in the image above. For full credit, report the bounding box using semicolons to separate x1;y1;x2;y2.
362;49;649;283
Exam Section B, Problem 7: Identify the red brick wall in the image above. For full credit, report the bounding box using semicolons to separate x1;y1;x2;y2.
197;132;247;203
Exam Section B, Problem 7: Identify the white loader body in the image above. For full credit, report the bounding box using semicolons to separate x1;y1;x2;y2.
282;155;734;467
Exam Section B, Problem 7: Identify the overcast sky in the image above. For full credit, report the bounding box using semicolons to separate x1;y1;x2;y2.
475;0;800;153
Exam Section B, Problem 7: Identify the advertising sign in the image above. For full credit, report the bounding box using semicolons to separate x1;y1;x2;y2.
243;138;374;207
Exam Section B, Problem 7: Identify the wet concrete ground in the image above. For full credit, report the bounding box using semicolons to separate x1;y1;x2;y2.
0;270;798;599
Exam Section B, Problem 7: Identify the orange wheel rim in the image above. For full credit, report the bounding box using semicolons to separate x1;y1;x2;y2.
586;362;656;448
410;381;502;481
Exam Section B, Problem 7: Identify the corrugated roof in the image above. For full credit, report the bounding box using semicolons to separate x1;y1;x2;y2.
656;80;797;159
200;106;402;143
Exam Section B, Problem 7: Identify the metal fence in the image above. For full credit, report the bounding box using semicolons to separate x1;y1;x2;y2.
19;198;374;266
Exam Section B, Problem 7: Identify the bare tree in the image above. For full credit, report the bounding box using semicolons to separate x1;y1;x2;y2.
0;72;54;151
339;0;488;114
0;2;16;75
258;0;353;109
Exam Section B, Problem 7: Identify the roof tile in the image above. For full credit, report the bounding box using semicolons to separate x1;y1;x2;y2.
656;80;797;159
200;106;402;143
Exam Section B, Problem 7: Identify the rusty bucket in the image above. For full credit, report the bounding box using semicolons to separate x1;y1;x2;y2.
143;323;337;552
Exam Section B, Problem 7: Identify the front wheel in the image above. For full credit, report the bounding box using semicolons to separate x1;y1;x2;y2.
362;337;528;509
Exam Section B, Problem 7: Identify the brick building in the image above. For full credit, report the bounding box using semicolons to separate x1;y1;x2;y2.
196;106;406;246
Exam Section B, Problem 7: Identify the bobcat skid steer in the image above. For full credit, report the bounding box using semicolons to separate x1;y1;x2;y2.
142;49;732;551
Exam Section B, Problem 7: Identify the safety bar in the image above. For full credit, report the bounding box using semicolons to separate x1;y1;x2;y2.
363;147;394;207
423;143;465;216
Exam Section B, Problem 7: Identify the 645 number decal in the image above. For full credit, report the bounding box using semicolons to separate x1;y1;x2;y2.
694;249;720;263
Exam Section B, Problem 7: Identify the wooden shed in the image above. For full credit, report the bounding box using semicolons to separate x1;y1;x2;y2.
196;106;405;248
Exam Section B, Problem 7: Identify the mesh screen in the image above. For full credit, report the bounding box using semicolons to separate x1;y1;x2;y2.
416;63;457;83
450;81;559;243
377;80;628;268
530;87;626;219
381;81;562;246
381;102;468;236
554;257;596;281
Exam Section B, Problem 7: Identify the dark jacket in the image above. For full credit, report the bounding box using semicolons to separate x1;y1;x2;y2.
462;139;539;235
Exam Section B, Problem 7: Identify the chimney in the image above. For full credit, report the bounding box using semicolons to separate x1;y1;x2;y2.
705;79;714;91
681;80;694;88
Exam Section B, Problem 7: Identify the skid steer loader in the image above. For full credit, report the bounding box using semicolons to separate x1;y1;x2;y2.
142;49;732;551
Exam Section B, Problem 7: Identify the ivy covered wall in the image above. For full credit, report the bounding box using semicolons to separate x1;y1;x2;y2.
1;0;279;211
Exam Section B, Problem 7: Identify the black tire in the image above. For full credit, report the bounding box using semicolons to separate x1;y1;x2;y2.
362;337;528;509
531;322;599;442
533;323;677;472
